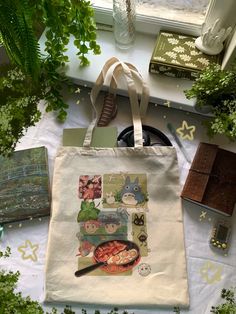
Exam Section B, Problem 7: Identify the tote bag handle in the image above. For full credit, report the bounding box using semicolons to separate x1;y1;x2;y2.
83;57;149;148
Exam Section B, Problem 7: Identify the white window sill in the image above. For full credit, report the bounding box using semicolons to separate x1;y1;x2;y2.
40;30;197;113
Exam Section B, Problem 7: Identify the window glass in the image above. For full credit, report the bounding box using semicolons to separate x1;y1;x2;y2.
92;0;210;25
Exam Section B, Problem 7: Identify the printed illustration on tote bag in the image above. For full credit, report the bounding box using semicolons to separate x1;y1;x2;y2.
75;173;151;276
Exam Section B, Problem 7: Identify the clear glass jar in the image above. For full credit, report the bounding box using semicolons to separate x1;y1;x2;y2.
113;0;136;49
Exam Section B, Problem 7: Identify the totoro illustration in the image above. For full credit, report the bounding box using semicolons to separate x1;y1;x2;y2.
120;176;145;206
106;192;116;205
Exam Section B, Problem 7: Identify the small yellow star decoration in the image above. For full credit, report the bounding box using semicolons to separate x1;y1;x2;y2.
164;100;171;107
176;120;196;140
18;240;39;262
199;210;207;221
200;261;222;284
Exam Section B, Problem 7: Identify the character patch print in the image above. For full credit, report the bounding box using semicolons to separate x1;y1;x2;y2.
138;263;151;277
78;175;102;200
99;211;128;236
75;211;130;275
132;213;149;256
103;174;148;209
76;240;138;277
77;211;128;257
77;200;101;222
75;173;150;277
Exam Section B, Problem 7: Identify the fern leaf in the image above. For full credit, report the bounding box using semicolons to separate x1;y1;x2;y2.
0;0;41;81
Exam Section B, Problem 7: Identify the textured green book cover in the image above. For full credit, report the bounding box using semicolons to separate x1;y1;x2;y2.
149;31;222;80
0;146;50;224
63;127;118;147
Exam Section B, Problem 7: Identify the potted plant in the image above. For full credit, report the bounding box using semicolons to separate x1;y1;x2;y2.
185;63;236;140
0;0;100;156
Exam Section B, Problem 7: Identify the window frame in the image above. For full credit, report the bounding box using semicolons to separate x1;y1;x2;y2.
94;5;202;36
93;0;236;68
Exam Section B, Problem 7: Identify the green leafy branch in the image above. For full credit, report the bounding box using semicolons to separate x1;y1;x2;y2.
32;0;100;67
0;66;42;156
185;64;236;109
185;63;236;140
0;246;11;258
0;0;41;81
211;288;236;314
0;0;101;156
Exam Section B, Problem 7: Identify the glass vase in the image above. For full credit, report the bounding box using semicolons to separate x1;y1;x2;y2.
113;0;136;49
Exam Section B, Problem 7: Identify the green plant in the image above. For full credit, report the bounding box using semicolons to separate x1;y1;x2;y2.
0;65;42;156
173;306;180;314
36;0;100;67
211;288;236;314
174;288;236;314
0;1;41;80
0;0;100;156
0;0;100;76
185;63;236;140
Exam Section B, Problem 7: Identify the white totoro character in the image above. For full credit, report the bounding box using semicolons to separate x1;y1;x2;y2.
106;192;115;205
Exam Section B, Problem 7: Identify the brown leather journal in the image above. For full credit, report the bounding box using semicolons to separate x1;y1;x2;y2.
181;142;236;216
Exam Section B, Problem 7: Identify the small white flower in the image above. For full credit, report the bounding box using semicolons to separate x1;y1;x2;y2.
154;56;166;62
197;58;209;66
185;41;195;48
190;50;202;56
167;38;179;45
179;54;191;62
173;46;185;53
170;59;180;64
185;63;198;68
76;99;80;105
165;51;177;59
162;33;172;37
75;87;81;94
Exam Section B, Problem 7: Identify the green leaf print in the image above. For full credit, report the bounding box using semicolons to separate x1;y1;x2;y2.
77;201;100;222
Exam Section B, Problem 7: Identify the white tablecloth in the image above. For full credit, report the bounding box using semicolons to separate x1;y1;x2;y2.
1;86;235;313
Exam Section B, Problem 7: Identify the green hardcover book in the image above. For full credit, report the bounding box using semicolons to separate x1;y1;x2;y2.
149;31;222;80
0;146;50;224
63;127;118;147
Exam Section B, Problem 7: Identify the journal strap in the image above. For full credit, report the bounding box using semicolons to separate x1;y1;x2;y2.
83;57;149;148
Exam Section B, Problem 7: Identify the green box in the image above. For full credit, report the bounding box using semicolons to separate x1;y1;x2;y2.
149;31;222;80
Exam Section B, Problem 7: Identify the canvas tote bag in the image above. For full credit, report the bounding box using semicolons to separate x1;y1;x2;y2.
45;57;189;307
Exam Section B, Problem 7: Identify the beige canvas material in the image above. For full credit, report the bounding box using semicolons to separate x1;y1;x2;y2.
45;58;189;307
84;58;149;148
